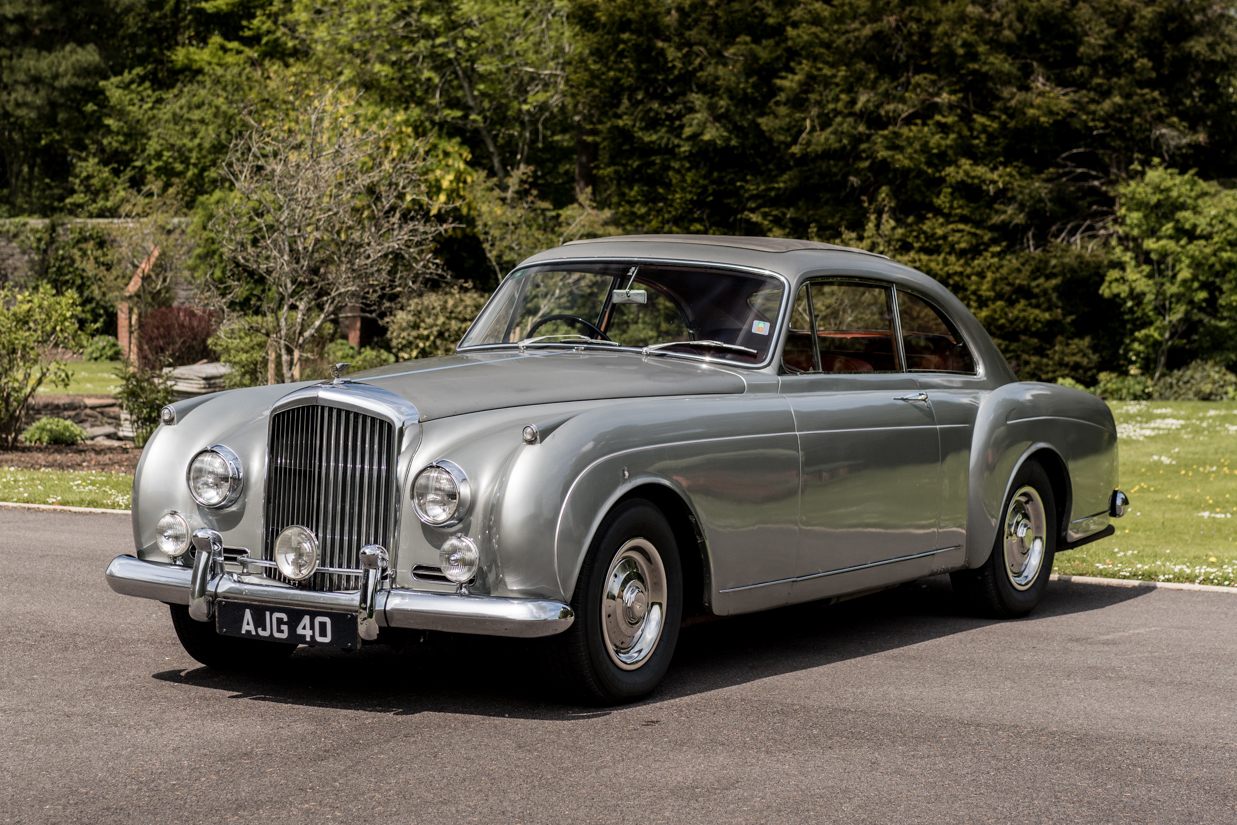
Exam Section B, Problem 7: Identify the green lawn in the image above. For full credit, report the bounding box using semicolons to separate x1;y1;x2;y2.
36;360;122;396
1053;400;1237;587
0;467;132;510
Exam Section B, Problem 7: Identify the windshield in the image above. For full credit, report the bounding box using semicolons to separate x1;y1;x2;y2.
460;262;786;365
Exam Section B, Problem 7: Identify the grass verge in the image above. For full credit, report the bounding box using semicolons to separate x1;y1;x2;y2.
1053;400;1237;587
0;467;131;510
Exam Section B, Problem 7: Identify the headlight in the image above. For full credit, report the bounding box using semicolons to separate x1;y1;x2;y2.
274;525;319;581
439;535;479;583
187;445;243;508
411;460;470;526
155;511;190;557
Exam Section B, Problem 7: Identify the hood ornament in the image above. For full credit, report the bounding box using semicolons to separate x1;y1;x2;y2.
330;362;351;384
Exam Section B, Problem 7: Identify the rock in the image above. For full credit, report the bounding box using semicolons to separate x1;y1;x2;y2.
85;426;117;439
89;437;133;448
164;361;232;397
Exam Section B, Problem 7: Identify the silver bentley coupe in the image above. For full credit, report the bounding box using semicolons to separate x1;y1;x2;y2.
106;235;1128;703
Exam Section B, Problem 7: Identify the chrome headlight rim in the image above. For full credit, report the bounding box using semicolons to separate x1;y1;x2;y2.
439;534;480;584
411;459;471;527
154;510;191;558
186;444;244;509
274;524;320;582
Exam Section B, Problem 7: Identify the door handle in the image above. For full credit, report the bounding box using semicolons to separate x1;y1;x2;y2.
894;392;929;403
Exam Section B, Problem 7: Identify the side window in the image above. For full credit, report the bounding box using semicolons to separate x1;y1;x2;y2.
809;282;900;372
897;292;977;374
781;285;818;373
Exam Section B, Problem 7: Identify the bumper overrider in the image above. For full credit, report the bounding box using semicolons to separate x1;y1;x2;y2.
105;529;574;641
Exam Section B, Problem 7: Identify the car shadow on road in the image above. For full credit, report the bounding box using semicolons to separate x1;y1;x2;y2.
151;577;1149;720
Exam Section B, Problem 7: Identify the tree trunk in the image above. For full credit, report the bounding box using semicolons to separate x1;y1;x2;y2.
575;123;597;203
266;337;278;385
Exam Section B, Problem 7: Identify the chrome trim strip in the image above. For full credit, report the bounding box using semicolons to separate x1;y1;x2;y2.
719;546;960;593
271;382;420;426
457;256;793;371
380;589;574;637
103;555;575;639
1070;510;1109;525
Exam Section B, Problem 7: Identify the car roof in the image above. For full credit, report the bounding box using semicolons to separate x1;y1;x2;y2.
563;234;888;258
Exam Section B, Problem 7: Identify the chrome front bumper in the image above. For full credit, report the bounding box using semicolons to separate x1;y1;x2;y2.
104;553;575;640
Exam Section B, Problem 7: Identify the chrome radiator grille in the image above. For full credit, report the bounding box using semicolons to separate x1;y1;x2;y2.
263;404;397;591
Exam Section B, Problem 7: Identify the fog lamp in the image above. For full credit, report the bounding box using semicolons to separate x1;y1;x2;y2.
274;525;319;581
439;535;479;584
154;511;190;558
187;445;243;508
412;460;470;526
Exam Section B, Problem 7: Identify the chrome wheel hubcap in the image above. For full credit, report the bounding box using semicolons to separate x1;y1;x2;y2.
1004;485;1047;591
601;538;667;670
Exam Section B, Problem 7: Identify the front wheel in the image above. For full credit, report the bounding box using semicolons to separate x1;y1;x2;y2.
551;500;682;704
169;604;297;671
951;460;1057;618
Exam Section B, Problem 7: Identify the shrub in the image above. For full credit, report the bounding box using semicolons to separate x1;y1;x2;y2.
1094;371;1154;401
83;334;122;362
387;285;490;360
209;322;271;389
1054;376;1091;392
1155;362;1237;400
322;339;396;374
0;286;89;448
114;366;173;447
21;417;87;445
138;306;220;368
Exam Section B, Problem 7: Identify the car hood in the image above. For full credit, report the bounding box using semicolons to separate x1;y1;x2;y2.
347;349;748;421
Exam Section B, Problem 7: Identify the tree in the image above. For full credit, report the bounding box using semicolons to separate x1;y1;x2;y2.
1103;165;1237;379
0;286;89;448
288;0;573;191
204;91;455;382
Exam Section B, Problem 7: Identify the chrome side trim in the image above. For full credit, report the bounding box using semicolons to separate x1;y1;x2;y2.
103;555;575;639
719;546;961;593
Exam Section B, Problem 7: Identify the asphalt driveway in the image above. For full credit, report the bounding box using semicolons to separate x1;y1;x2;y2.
2;507;1234;824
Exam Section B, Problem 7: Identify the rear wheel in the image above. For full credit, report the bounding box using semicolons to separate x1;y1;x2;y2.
551;500;682;704
169;604;296;671
951;460;1057;618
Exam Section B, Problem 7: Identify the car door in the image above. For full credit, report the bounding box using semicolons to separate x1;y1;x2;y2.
780;279;943;584
894;288;984;551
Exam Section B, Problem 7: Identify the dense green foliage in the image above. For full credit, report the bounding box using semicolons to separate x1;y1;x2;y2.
0;286;89;447
21;416;87;445
113;364;172;447
4;0;1237;381
83;334;122;362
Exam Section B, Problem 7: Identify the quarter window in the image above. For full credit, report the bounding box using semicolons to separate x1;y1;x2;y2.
808;283;900;372
896;292;976;374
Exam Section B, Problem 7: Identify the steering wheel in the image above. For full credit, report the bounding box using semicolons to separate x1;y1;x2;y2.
526;314;611;341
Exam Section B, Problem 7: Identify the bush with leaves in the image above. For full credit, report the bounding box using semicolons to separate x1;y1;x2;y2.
1093;372;1154;401
139;306;220;368
208;321;272;389
1155;362;1237;401
322;340;396;374
21;417;87;446
0;286;90;448
387;286;491;360
84;334;122;362
114;366;173;447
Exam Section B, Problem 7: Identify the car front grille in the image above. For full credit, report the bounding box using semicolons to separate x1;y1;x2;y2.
263;404;398;591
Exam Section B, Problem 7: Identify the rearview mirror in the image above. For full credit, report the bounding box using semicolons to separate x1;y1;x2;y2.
611;289;647;305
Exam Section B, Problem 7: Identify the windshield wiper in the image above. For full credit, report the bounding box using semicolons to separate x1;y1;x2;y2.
641;339;758;356
516;334;620;352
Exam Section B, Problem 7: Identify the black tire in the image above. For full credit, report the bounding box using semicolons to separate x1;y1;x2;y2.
169;604;297;671
951;461;1057;619
551;499;683;704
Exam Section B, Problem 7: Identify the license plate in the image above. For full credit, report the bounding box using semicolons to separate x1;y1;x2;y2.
216;601;358;649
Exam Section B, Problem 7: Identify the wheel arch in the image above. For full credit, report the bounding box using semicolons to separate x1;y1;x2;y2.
966;441;1072;569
